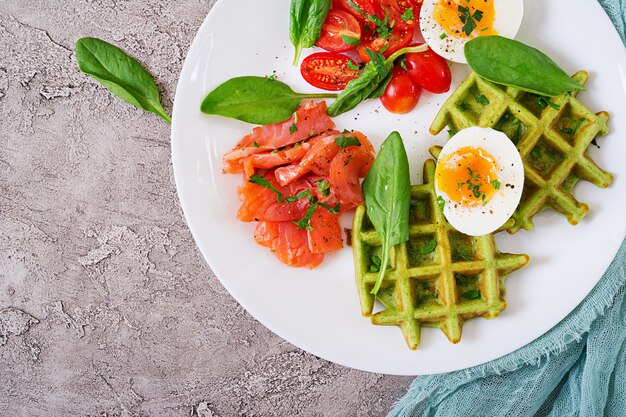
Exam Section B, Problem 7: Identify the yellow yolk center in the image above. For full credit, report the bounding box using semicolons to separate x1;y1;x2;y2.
434;0;497;39
436;146;499;207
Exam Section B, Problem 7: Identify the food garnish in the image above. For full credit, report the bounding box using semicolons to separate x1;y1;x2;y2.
290;0;332;64
362;131;411;294
465;36;585;97
200;76;337;125
75;37;171;123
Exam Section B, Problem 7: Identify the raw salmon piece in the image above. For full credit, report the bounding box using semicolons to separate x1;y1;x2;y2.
223;101;335;172
254;221;324;269
308;208;343;254
242;138;319;178
237;171;308;222
329;144;375;210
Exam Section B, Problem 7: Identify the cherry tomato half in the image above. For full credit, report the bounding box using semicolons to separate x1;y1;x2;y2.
374;0;421;30
403;43;452;94
333;0;377;28
357;27;413;62
301;52;360;91
316;10;362;52
380;66;421;114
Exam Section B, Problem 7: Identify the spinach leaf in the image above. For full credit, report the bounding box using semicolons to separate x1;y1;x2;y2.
465;36;584;97
327;44;428;117
290;0;331;65
362;131;411;295
327;50;390;117
75;37;171;123
201;76;336;125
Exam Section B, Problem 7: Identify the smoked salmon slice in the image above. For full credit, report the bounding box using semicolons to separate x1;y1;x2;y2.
254;221;324;269
223;101;335;174
308;208;343;254
330;145;375;210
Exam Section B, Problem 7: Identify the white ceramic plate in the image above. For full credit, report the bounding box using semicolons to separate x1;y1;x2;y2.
172;0;626;375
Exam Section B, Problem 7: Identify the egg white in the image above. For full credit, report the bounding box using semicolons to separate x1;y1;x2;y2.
435;127;524;236
419;0;525;63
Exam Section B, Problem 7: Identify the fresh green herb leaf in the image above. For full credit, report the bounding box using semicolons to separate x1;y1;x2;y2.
347;60;360;71
481;193;487;206
341;34;361;47
458;102;469;111
458;5;483;36
319;201;341;214
201;76;336;125
401;7;414;21
531;148;541;158
511;124;522;145
535;95;560;110
398;57;408;71
335;135;361;148
289;123;298;134
455;274;478;286
286;189;312;203
412;237;437;256
290;0;332;65
252;141;260;148
293;204;318;231
75;37;171;123
465;36;585;97
314;179;331;196
249;174;284;202
363;132;411;295
459;253;473;262
462;289;481;300
491;179;501;190
440;32;448;39
476;94;490;105
437;196;445;212
379;43;390;55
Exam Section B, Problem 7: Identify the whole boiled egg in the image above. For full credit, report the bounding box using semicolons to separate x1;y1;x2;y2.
435;127;524;236
420;0;524;63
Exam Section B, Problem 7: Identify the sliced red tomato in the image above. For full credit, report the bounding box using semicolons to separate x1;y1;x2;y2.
357;27;412;62
301;52;360;91
380;66;421;114
316;10;362;52
403;43;452;94
374;0;420;30
333;0;377;28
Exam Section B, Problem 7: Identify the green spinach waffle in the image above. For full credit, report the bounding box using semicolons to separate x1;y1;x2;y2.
352;159;529;350
430;71;613;233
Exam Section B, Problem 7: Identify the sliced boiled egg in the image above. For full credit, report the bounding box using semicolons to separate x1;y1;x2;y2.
435;127;524;236
420;0;524;63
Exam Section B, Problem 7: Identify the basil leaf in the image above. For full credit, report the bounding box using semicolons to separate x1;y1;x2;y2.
327;50;390;117
363;132;411;295
200;76;336;125
75;37;171;123
366;72;392;99
335;136;361;148
465;36;585;97
290;0;331;65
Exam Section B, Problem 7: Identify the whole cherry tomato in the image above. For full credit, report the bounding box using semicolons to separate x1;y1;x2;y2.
403;43;452;94
380;66;421;114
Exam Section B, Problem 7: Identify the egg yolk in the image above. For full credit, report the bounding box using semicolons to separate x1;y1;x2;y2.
436;146;499;207
434;0;497;39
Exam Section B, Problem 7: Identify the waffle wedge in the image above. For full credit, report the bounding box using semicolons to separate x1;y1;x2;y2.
430;71;613;233
352;160;529;350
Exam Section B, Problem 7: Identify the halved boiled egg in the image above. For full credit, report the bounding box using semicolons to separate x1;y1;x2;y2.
435;127;524;236
420;0;524;63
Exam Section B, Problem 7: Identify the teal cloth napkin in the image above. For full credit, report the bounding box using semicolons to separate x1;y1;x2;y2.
388;2;626;416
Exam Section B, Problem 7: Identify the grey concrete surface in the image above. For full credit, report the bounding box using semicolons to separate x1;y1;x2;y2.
0;1;412;415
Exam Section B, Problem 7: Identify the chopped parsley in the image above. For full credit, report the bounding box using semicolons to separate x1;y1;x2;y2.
458;102;469;111
289;123;298;134
286;189;312;203
292;205;317;231
291;194;341;231
335;135;361;148
455;274;478;286
369;254;391;272
440;32;447;39
535;95;561;110
314;179;331;197
458;5;484;36
437;196;445;212
511;124;522;145
401;7;414;22
252;141;260;148
341;35;361;47
347;60;360;71
249;174;284;202
347;1;393;39
491;179;501;190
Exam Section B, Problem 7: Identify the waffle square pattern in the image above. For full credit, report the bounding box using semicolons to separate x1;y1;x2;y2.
352;160;529;350
430;71;613;233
